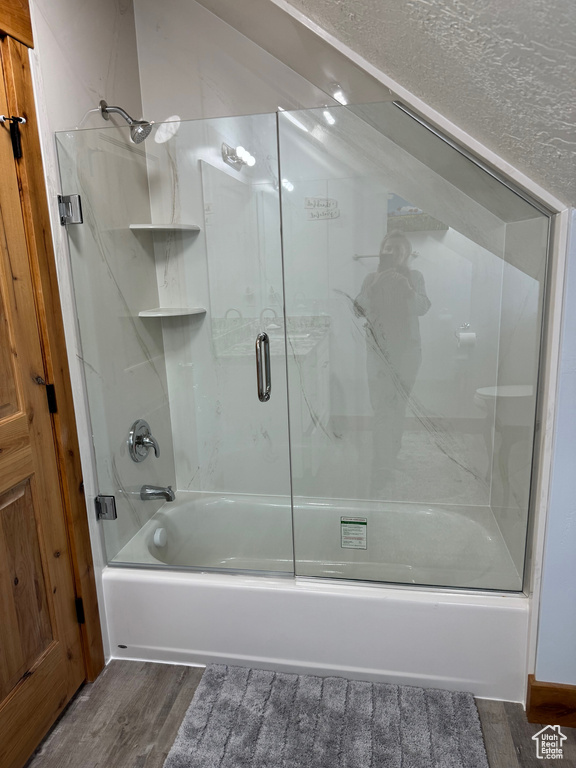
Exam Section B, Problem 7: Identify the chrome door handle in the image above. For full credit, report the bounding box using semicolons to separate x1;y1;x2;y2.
255;332;271;402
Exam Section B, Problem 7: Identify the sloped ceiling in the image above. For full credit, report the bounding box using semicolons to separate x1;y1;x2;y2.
283;0;576;207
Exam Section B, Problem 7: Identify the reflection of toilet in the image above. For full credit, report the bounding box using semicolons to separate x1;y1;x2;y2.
474;385;534;426
474;385;535;507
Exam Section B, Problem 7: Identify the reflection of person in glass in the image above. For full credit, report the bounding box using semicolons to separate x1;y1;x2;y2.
355;230;431;493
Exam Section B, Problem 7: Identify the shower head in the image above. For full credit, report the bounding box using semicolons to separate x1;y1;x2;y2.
99;100;153;144
129;121;153;144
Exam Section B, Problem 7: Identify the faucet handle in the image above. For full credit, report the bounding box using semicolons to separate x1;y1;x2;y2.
140;433;160;458
128;419;160;462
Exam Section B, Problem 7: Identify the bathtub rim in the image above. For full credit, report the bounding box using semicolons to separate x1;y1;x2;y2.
103;562;530;598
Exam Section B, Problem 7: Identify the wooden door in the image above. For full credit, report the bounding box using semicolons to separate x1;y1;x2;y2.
0;51;86;768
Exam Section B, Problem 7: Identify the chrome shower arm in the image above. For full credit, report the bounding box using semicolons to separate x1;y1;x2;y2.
100;100;136;126
99;99;153;144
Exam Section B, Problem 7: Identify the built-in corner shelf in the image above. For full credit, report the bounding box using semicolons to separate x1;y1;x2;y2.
131;224;203;320
138;307;207;318
129;224;200;233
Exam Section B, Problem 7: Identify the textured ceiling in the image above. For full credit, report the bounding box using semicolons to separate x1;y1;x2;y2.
285;0;576;206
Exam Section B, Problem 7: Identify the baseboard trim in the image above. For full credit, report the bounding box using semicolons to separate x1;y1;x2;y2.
526;675;576;726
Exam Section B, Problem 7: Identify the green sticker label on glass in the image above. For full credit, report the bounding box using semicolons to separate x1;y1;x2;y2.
341;517;367;550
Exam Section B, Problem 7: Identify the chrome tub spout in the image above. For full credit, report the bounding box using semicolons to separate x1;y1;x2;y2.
140;484;175;502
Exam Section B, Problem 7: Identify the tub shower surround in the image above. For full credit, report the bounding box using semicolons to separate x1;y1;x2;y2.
57;98;550;701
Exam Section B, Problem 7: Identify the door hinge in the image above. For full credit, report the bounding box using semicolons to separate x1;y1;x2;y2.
75;596;85;625
0;115;26;159
46;383;57;413
95;494;117;521
58;194;83;225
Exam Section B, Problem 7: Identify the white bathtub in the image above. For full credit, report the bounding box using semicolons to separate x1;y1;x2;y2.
112;492;521;590
104;491;529;701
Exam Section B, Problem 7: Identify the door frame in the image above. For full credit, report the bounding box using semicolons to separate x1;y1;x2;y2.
0;0;105;682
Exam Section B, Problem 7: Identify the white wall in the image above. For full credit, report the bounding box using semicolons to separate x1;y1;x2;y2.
535;210;576;685
29;0;145;659
134;0;333;122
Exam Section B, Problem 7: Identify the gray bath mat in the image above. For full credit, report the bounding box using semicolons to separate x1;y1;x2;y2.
164;664;489;768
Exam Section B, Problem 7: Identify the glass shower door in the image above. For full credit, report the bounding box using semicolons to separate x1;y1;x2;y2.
56;112;293;574
57;103;550;590
278;102;550;591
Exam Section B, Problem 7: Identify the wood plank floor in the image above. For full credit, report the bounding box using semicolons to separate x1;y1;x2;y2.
25;661;576;768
